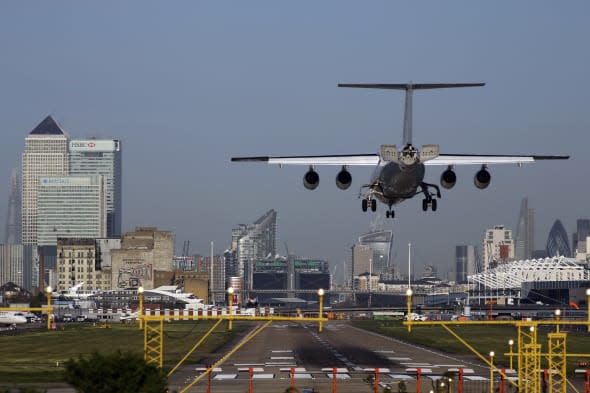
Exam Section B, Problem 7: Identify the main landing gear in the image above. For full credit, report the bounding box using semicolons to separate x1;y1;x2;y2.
386;208;395;219
419;181;441;212
361;198;377;212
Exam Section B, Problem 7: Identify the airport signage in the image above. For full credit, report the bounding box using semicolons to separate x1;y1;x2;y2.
70;140;116;152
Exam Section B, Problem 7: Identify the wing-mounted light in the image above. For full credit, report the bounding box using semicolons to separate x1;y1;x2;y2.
303;166;320;190
420;144;439;162
440;165;457;189
335;166;352;190
380;144;397;162
474;165;491;189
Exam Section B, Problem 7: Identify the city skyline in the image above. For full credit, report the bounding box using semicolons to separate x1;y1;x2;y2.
1;3;589;275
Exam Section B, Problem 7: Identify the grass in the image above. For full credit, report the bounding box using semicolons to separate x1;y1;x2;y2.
0;321;250;383
353;319;590;373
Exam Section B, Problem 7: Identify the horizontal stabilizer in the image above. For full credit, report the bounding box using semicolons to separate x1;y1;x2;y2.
338;83;485;90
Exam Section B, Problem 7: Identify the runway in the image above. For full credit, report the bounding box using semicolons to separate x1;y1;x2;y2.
168;320;495;392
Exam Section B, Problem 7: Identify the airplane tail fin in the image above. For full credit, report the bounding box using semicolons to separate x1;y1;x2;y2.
338;83;485;146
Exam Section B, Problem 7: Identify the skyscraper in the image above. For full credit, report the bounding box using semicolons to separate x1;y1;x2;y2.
455;245;476;283
4;169;21;244
514;197;534;260
37;176;107;246
357;230;393;278
69;139;122;237
482;225;514;270
21;116;69;245
546;219;571;257
573;219;590;255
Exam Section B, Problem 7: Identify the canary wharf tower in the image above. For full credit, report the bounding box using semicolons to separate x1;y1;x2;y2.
21;116;69;245
69;139;122;237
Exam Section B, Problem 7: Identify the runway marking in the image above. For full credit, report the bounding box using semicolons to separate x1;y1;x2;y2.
321;367;349;373
388;374;415;380
327;373;351;379
305;325;359;370
271;350;293;353
464;376;488;381
374;350;395;353
237;367;265;372
270;356;295;360
405;368;432;373
195;367;222;372
389;357;411;361
364;367;391;373
234;363;265;367
293;373;313;379
213;373;237;380
265;362;296;366
252;373;275;379
280;367;307;372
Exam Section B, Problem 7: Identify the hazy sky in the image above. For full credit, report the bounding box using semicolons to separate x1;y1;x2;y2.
1;2;589;281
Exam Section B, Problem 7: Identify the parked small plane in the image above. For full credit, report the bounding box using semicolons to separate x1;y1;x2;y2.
0;311;27;326
232;82;569;218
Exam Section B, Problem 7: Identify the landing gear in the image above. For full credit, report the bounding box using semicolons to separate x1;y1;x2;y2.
361;198;377;212
386;209;395;219
419;181;440;212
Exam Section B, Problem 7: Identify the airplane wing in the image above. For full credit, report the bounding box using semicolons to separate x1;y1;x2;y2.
231;154;380;166
424;154;569;166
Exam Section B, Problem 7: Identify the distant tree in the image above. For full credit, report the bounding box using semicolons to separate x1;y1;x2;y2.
64;350;167;393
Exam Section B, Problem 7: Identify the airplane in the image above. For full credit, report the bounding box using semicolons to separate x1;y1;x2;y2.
231;82;569;218
0;311;27;326
58;282;95;300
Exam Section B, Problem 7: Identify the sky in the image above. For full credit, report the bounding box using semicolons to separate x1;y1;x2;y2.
0;2;589;283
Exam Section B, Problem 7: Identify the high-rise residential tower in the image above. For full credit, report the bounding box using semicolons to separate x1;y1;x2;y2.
4;169;21;244
69;139;122;237
514;197;534;260
482;225;514;270
21;116;69;245
572;219;590;255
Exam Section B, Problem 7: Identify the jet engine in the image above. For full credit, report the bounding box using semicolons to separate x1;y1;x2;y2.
440;167;457;189
303;168;320;190
335;166;352;190
474;167;491;189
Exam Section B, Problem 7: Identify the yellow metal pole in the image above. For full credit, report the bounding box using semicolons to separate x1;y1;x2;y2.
318;288;324;333
489;351;495;393
46;286;52;331
508;339;514;370
138;286;144;329
406;288;412;332
555;308;561;333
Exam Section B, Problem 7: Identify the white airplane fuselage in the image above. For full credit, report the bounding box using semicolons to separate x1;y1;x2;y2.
372;161;425;206
0;311;27;325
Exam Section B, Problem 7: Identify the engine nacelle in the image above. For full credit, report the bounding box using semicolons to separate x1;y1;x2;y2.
303;168;320;190
440;168;457;189
474;167;491;189
335;167;352;190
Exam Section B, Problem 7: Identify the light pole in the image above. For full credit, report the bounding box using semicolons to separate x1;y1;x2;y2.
138;286;144;329
406;288;413;332
489;351;495;393
586;288;590;333
227;287;235;331
318;288;325;333
46;286;52;330
554;308;561;333
508;339;514;370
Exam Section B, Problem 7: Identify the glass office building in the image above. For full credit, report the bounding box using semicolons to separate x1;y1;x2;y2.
69;140;122;237
37;176;107;246
358;230;393;277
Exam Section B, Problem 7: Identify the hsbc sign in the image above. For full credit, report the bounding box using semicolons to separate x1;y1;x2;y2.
70;140;116;152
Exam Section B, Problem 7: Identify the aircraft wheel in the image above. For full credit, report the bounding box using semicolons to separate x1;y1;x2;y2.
389;210;395;219
362;199;368;212
371;199;377;212
431;199;438;212
422;199;428;211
